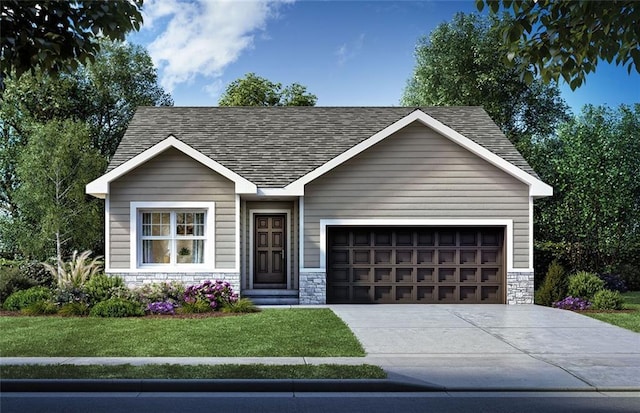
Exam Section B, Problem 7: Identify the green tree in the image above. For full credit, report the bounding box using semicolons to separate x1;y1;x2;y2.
12;120;106;262
0;0;143;90
80;40;173;158
530;104;640;273
402;13;569;147
476;1;640;89
218;73;317;106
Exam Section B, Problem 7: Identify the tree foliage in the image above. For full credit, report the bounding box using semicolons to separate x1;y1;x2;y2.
402;13;569;147
530;104;640;273
476;0;640;89
0;0;144;90
218;73;317;107
12;121;105;262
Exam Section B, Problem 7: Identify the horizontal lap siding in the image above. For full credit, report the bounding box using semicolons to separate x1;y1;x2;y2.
109;148;236;269
304;124;530;269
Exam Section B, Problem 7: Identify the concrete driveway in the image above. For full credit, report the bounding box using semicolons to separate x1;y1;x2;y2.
329;304;640;390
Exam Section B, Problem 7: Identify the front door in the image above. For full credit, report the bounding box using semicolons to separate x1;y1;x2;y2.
254;214;286;287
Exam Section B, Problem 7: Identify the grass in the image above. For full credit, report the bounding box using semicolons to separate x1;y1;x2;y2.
586;291;640;333
0;309;365;357
0;364;386;379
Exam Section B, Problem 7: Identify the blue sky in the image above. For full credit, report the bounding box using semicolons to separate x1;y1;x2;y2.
128;0;639;114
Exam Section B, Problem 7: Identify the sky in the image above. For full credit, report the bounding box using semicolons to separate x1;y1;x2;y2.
127;0;640;114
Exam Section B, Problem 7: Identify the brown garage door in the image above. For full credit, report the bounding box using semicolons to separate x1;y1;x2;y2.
327;227;505;304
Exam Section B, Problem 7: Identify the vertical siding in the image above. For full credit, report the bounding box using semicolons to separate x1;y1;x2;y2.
109;148;236;269
242;200;298;288
304;123;530;269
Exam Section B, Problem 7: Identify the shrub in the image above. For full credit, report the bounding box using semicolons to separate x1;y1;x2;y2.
21;300;58;315
598;273;628;293
131;281;185;305
183;280;238;310
0;265;36;304
552;296;591;311
221;298;260;313
534;260;568;306
3;286;52;311
19;260;55;288
177;299;211;314
591;290;624;310
567;271;605;300
58;302;90;316
85;274;126;306
89;298;144;318
43;250;103;290
54;286;88;305
147;301;175;315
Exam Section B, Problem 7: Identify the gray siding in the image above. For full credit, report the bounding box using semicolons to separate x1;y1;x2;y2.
109;148;236;269
241;200;298;289
303;123;530;269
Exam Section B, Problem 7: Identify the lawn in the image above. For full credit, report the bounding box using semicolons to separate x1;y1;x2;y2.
0;364;385;379
586;291;640;333
0;309;365;357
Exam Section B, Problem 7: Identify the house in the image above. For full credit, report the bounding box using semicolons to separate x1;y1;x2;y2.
86;107;551;305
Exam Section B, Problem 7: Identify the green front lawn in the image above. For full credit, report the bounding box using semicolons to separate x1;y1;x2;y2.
0;364;385;379
0;309;364;357
586;291;640;333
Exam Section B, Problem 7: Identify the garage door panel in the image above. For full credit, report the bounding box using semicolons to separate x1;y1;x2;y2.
327;227;505;304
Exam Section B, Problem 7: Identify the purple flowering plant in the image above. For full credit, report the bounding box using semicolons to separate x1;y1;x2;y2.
146;301;176;315
553;296;591;311
183;280;238;310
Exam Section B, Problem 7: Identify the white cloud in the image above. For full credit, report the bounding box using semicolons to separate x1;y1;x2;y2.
336;33;365;66
142;0;293;93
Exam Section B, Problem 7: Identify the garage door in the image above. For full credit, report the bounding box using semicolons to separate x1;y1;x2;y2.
327;227;504;304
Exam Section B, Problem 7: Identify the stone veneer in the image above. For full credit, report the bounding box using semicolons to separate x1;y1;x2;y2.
506;271;535;304
111;272;241;294
299;271;327;304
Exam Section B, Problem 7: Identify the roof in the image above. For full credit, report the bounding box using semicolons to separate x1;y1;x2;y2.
108;106;539;188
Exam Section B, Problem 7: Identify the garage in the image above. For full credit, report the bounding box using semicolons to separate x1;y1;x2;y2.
327;227;505;304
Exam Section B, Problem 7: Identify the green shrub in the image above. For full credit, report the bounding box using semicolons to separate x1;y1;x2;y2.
535;260;568;306
591;290;624;310
21;300;58;315
567;271;605;300
54;286;88;305
58;302;90;316
85;274;126;306
221;298;260;313
19;260;55;288
3;286;52;311
0;265;36;304
89;298;144;318
177;299;211;314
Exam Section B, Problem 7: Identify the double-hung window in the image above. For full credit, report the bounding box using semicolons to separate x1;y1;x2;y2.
131;202;215;269
140;210;206;265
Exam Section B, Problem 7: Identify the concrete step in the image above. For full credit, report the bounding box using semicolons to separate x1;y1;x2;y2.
242;289;299;305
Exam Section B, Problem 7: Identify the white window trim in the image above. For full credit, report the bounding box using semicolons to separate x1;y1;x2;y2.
130;202;215;272
248;209;292;290
301;218;526;273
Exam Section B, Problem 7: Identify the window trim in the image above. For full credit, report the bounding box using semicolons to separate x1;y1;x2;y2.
130;202;215;271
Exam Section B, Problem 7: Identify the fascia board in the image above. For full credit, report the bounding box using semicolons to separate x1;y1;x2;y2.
86;135;257;197
285;109;553;198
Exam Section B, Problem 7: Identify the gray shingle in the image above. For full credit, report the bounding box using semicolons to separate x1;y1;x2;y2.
109;106;538;187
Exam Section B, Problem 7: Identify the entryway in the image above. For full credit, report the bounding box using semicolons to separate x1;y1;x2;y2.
253;214;287;288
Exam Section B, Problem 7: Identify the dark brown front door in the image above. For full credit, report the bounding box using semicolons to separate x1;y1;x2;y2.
254;214;286;286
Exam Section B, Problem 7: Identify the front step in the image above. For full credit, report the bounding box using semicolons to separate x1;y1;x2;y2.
242;289;299;305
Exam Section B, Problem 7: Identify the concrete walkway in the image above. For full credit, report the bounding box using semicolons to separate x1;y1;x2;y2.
2;304;639;391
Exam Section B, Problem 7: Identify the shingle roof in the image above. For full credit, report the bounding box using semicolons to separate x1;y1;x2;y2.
109;106;538;187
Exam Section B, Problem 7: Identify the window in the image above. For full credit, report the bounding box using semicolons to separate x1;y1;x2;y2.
130;202;215;269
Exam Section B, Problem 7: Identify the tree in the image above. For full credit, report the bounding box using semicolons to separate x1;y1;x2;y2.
218;73;317;106
12;120;106;262
402;13;569;147
80;40;173;158
0;0;143;91
530;104;640;274
476;1;640;89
